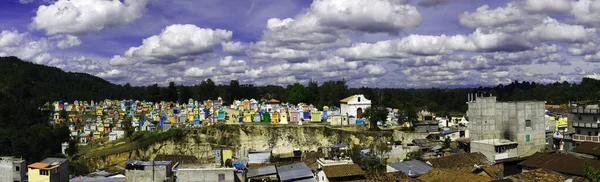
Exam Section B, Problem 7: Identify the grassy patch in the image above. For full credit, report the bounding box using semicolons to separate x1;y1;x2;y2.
82;128;185;158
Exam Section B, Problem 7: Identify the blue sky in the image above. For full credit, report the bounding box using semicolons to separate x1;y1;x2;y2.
1;0;599;88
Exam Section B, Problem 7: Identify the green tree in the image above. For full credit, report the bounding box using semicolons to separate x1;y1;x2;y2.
287;83;308;104
229;80;241;103
167;81;178;102
584;162;600;182
122;117;135;139
442;136;451;149
59;109;68;121
406;150;424;161
363;105;388;131
65;140;78;157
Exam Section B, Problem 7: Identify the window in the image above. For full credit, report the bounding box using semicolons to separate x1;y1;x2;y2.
526;135;530;142
358;97;361;102
595;117;598;121
525;120;532;128
15;166;19;171
40;170;49;176
590;132;593;136
579;116;583;121
578;130;581;134
218;174;225;181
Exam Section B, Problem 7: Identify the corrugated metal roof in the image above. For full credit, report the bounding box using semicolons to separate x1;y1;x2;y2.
125;160;172;166
574;142;600;156
388;160;433;176
246;165;277;178
519;152;600;176
277;162;314;181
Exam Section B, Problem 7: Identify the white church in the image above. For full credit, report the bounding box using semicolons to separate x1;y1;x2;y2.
340;94;372;118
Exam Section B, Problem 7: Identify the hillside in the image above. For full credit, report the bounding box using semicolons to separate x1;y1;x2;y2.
0;56;119;104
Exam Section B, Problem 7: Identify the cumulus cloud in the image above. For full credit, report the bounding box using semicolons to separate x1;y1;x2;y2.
248;0;422;63
459;3;531;28
526;18;596;43
31;0;148;35
221;41;246;55
0;30;51;62
109;24;232;65
310;0;421;33
571;0;600;26
524;0;571;13
183;67;216;77
51;35;82;49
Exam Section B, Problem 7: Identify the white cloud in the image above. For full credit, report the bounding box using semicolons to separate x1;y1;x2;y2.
310;0;421;33
0;30;51;62
31;0;148;35
459;3;530;28
96;69;124;80
571;0;600;26
526;18;595;43
524;0;571;13
218;56;246;67
221;41;246;55
364;64;386;75
110;24;232;65
51;35;82;49
184;67;216;77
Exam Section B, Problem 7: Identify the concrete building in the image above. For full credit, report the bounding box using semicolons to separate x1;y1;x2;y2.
28;158;69;182
125;160;174;182
467;93;545;163
0;156;26;182
569;101;600;143
340;95;371;118
174;164;236;182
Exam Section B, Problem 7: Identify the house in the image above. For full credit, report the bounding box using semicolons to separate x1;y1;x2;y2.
340;95;371;118
248;150;271;164
503;168;566;182
413;120;439;133
174;164;236;182
417;168;492;182
573;142;600;158
569;101;600;143
467;93;545;163
0;156;26;182
246;165;278;181
125;160;174;182
277;163;316;182
426;152;491;173
289;108;300;122
386;160;433;178
271;112;279;124
440;129;459;141
28;158;69;182
280;108;289;124
109;130;125;141
316;164;365;182
311;110;322;123
519;152;600;177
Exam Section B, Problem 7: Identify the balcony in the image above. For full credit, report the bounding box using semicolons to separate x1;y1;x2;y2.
572;122;600;128
572;108;600;114
573;134;600;143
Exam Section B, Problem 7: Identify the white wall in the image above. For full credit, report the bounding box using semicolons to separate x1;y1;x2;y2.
316;170;329;182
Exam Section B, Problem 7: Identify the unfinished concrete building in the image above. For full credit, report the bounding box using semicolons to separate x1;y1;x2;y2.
467;93;545;163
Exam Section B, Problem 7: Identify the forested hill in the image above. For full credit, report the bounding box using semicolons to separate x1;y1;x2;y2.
0;56;118;104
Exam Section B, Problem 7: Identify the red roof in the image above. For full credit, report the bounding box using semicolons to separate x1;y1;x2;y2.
266;99;280;103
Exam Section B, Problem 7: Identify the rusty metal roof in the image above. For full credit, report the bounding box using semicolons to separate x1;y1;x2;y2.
518;152;600;176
